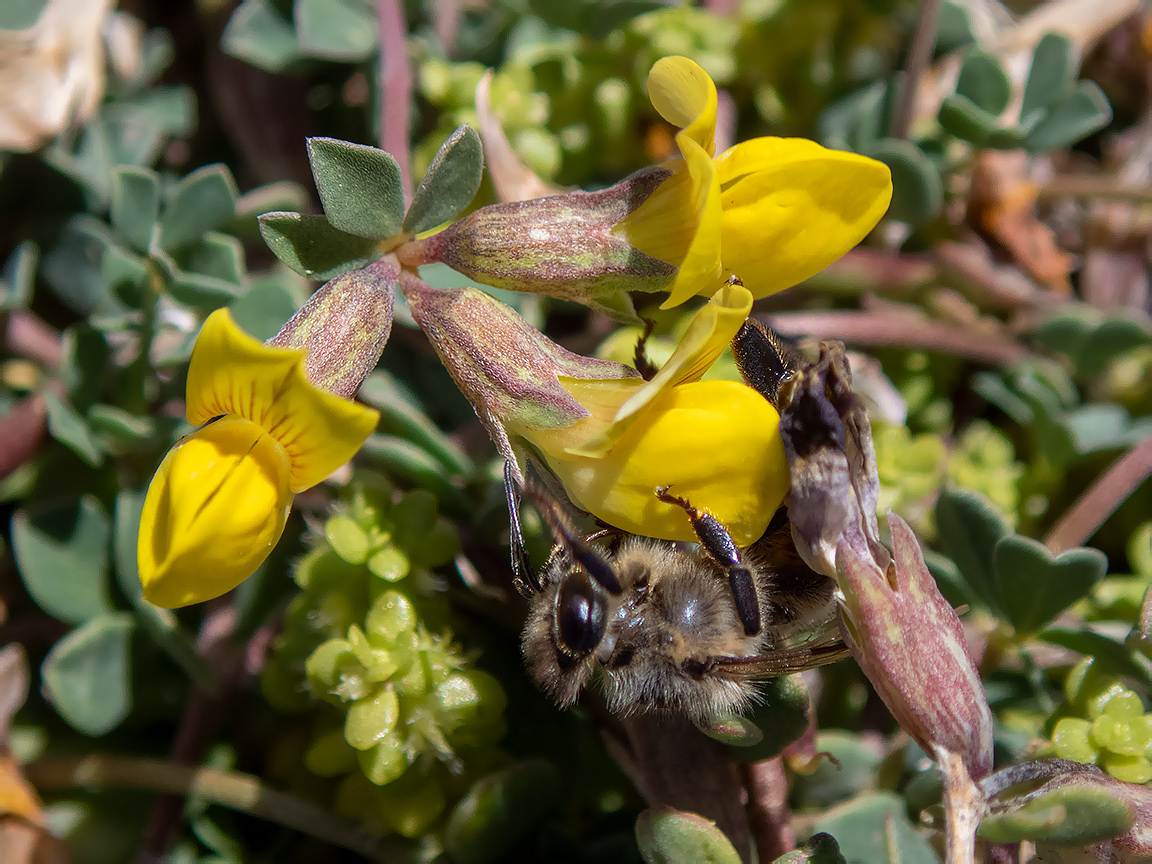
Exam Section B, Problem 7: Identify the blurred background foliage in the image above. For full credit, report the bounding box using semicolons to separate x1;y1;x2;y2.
0;0;1150;862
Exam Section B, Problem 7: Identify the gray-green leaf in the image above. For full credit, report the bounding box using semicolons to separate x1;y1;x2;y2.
635;807;743;864
993;536;1106;634
257;211;381;280
159;164;239;250
11;496;112;624
42;613;134;736
110;166;160;251
307;137;406;238
403;125;484;234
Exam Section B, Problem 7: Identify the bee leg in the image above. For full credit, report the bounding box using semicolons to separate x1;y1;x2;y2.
655;487;762;636
520;480;624;596
732;318;798;410
505;462;540;596
633;317;659;381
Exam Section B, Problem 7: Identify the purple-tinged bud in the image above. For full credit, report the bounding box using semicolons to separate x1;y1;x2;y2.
268;255;397;398
397;168;677;318
399;271;639;470
779;340;993;782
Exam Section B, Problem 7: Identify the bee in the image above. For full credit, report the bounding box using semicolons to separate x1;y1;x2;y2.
506;318;848;725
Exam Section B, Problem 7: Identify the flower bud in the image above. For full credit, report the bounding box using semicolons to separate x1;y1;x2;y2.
268;256;397;397
404;274;789;545
779;340;993;780
398;168;679;318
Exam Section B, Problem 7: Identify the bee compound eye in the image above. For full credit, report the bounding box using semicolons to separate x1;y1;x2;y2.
556;571;607;658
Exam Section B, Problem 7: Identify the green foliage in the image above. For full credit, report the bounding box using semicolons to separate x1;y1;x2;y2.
41;613;134;736
934;488;1105;630
811;794;941;863
635;807;743;864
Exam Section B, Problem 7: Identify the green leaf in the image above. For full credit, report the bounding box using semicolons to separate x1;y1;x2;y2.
294;0;376;60
42;216;117;315
1025;82;1112;152
938;93;1000;145
812;793;940;864
817;82;888;153
101;242;149;308
869;138;942;226
791;732;884;811
11;496;112;624
993;535;1106;634
935;1;976;53
88;404;157;449
1021;33;1075;122
403;126;484;234
221;0;299;72
0;0;48;29
635;807;743;864
0;241;38;311
60;325;110;411
772;834;846;864
1078;317;1152;377
179;232;246;287
167;269;245;309
357;372;474;476
444;761;560;864
935;488;1010;614
110;167;160;251
980;775;1134;844
723;675;810;763
228;277;299;341
159;165;239;250
696;713;764;747
307;137;406;239
956;52;1012;114
41;613;134;736
1040;628;1152;691
43;391;104;467
257;211;381;280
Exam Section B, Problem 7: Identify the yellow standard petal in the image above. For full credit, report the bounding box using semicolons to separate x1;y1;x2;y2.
540;379;789;546
613;56;724;309
646;56;718;156
138;416;293;608
714;137;893;299
562;279;752;458
186;309;380;492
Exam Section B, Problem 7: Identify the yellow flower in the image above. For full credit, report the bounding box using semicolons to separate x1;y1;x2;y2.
404;274;786;546
138;309;379;608
615;56;894;308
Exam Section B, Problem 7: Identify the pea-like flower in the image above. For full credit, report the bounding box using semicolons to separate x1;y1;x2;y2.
402;272;787;545
400;56;892;315
138;262;395;608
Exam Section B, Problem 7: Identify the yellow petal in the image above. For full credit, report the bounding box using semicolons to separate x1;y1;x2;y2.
646;56;717;156
542;380;789;546
563;280;751;458
715;137;892;298
186;309;380;491
612;136;724;308
138;417;293;608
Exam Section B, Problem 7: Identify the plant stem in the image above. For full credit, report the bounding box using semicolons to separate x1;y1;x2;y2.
27;755;391;861
890;0;942;140
377;0;412;203
935;747;981;864
1043;433;1152;554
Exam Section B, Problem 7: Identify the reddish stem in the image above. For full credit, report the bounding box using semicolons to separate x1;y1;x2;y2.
377;0;412;202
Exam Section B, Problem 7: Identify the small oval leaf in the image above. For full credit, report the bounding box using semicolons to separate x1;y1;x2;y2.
307;137;406;238
403;125;484;235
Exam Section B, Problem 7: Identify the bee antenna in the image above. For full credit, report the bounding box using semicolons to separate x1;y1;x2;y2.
519;479;623;596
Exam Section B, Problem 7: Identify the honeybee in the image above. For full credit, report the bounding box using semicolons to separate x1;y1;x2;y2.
507;318;848;725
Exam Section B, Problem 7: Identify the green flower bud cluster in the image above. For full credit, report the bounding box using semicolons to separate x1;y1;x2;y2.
873;349;961;434
262;477;508;837
873;420;1022;535
413;6;738;188
1050;659;1152;784
1102;345;1152;411
1076;523;1152;624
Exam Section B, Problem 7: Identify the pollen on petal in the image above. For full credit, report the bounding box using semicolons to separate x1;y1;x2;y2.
138;416;293;608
